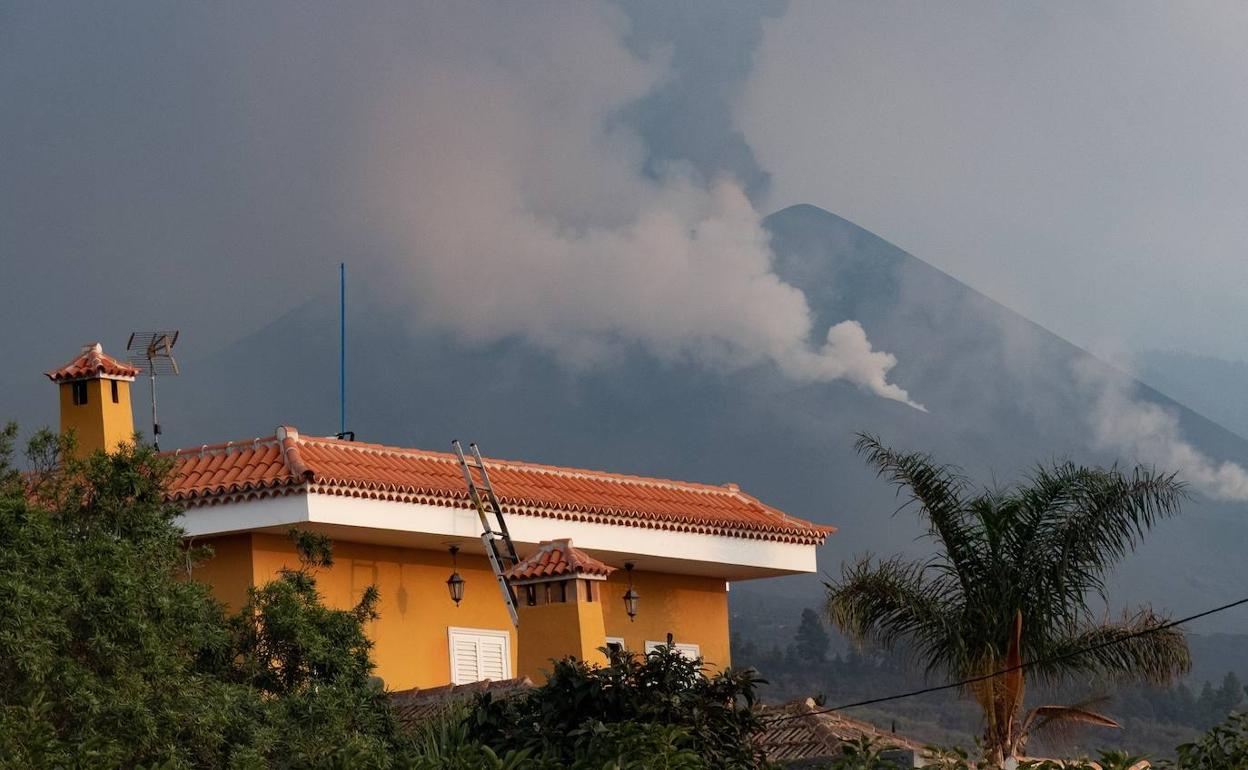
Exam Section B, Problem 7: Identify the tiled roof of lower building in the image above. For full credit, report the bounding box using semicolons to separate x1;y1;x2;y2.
391;677;534;729
164;426;835;545
754;699;925;762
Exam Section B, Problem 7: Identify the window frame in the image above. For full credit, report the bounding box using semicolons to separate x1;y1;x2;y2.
447;626;512;685
71;381;88;406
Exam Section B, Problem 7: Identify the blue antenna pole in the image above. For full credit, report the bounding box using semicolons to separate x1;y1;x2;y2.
339;262;346;438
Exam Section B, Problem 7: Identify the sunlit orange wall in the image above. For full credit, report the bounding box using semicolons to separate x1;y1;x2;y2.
191;534;732;690
246;534;515;691
57;378;134;457
600;570;731;670
516;595;609;682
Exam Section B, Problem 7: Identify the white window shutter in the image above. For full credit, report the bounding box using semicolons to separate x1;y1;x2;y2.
448;628;512;685
452;637;481;685
480;640;507;680
644;640;701;661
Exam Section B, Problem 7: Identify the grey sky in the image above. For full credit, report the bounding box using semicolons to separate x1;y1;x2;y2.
740;0;1248;362
4;1;1247;435
1;0;926;428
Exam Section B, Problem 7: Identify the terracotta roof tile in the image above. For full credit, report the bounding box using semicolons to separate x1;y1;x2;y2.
755;699;925;761
45;343;140;382
505;539;615;581
164;426;835;545
391;677;533;729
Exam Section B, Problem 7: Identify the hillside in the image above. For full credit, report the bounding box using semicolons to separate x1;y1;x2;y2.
1137;349;1248;441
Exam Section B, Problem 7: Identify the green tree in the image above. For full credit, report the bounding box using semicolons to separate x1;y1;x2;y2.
1216;671;1244;715
0;425;412;768
225;528;411;767
795;608;831;663
826;434;1191;765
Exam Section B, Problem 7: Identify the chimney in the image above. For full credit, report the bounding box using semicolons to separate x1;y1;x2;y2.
506;539;615;682
45;342;139;457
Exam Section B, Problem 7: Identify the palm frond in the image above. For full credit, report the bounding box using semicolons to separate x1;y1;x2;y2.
1032;465;1185;605
824;554;964;678
1014;704;1121;756
1035;608;1191;687
1025;704;1121;733
853;433;983;586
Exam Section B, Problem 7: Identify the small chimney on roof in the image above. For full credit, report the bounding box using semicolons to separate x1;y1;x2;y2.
45;342;139;457
507;539;616;683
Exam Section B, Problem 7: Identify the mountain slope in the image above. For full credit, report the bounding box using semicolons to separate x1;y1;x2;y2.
160;204;1248;631
1136;349;1248;441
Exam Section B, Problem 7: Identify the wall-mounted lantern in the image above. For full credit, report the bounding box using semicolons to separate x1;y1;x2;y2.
446;544;465;606
623;562;639;621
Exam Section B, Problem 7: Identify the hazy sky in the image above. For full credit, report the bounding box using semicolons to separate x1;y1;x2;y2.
4;1;1247;431
740;1;1248;362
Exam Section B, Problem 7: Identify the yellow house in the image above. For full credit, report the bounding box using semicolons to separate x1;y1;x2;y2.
47;343;835;691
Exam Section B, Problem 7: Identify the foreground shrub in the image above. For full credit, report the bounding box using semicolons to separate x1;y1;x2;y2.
1163;711;1248;769
469;644;768;769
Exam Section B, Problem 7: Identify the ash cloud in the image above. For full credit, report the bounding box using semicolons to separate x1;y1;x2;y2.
353;3;923;409
1077;361;1248;501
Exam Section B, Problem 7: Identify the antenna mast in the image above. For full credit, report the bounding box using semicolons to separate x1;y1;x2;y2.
126;330;181;450
337;263;353;441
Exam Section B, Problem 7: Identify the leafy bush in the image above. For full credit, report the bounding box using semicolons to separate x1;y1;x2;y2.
406;701;535;769
469;644;769;768
0;426;414;768
1163;711;1248;769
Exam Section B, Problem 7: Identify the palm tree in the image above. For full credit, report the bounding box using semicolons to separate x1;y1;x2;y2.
827;434;1191;764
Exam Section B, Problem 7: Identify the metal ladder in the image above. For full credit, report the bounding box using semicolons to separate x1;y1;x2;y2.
452;440;521;627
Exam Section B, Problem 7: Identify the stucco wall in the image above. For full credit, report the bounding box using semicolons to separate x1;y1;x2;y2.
192;533;733;690
57;378;134;456
600;570;731;669
516;596;609;681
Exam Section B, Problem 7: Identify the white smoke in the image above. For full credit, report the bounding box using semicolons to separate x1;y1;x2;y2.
1077;360;1248;501
351;3;923;410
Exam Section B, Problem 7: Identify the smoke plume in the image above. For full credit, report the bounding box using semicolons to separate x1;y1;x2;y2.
1078;361;1248;501
352;3;922;410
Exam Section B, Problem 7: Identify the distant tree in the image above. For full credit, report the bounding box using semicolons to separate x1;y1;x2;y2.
795;608;831;663
826;434;1191;765
1197;681;1220;723
1216;671;1244;715
731;631;759;663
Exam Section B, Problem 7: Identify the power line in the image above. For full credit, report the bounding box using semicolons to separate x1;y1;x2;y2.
767;595;1248;723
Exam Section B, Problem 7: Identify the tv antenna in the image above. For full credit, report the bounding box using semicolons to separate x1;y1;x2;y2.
127;330;180;450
